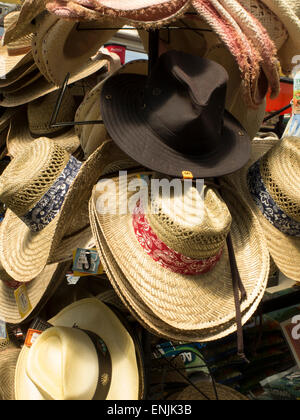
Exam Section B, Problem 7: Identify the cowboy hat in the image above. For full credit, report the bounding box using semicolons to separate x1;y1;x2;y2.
0;107;19;159
225;136;300;282
75;59;147;159
0;138;136;283
259;0;300;76
0;48;113;108
0;343;21;400
45;0;191;28
15;298;143;400
100;50;251;179
32;11;121;86
0;261;72;325
7;90;80;158
89;170;270;342
3;11;33;57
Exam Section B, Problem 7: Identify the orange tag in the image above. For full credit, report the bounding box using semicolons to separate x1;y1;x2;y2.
182;171;193;180
25;329;42;348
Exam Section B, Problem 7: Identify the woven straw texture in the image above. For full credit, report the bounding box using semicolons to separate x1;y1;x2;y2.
226;137;300;282
167;381;249;400
4;11;33;56
89;176;269;341
0;62;37;89
0;345;21;400
0;47;33;80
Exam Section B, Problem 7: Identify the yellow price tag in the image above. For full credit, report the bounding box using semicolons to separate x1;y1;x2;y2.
14;284;32;318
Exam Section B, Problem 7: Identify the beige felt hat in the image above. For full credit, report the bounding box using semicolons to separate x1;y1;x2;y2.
75;60;148;159
32;12;121;86
89;172;270;342
7;90;80;158
0;138;136;283
226;136;300;282
0;343;21;400
15;298;143;400
0;260;72;325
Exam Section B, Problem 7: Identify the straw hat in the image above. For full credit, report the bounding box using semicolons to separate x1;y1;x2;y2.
0;107;19;159
226;136;300;282
259;0;300;75
0;261;72;325
89;171;270;342
167;381;249;400
7;90;80;158
0;138;136;283
0;344;21;400
3;11;33;57
32;12;121;86
75;59;147;159
0;48;112;108
45;0;191;28
15;298;143;400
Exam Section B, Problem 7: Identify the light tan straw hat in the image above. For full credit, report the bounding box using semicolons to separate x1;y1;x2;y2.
89;172;270;342
226;136;300;282
7;90;80;158
0;261;72;325
0;138;135;283
3;11;33;57
32;12;121;86
15;298;143;400
0;343;21;400
75;59;148;159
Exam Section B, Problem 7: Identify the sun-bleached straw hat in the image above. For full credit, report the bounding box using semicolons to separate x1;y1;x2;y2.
32;12;121;87
0;343;21;400
226;136;300;282
0;138;136;283
75;59;147;159
7;90;80;158
89;172;270;342
0;261;72;325
15;298;143;400
45;0;191;28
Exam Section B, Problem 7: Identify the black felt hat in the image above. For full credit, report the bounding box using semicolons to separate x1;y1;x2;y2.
100;50;251;179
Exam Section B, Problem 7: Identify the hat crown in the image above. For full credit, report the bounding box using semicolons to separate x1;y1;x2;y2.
146;183;232;259
260;137;300;222
0;139;70;216
141;50;228;156
26;327;99;400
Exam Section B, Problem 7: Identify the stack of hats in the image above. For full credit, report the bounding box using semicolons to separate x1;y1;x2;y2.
0;0;298;401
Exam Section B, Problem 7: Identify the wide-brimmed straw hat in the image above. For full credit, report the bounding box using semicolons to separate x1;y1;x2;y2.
3;11;33;57
0;138;136;283
0;343;21;400
0;261;72;325
15;298;143;400
75;59;148;159
7;90;80;158
45;0;191;28
100;50;250;179
89;171;270;342
226;136;300;282
167;381;249;400
32;12;120;87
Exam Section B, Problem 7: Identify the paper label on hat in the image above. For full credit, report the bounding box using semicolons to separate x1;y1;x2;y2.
293;73;300;115
0;319;7;340
14;284;32;319
72;248;104;276
25;329;42;348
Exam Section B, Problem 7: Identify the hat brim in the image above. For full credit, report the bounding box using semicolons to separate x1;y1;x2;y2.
226;138;300;282
15;298;141;400
0;140;131;282
89;174;270;340
0;49;33;80
0;261;71;325
100;73;251;178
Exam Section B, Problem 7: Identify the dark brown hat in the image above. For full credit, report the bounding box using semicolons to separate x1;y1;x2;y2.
100;50;251;179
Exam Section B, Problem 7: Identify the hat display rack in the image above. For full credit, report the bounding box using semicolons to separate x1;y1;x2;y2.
0;1;299;401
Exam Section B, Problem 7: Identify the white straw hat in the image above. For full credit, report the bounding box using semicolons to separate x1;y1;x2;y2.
89;172;270;342
15;298;143;400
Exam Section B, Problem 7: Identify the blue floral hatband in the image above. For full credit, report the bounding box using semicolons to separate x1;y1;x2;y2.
247;160;300;237
20;156;82;232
